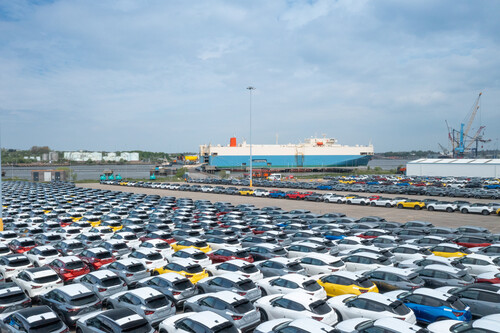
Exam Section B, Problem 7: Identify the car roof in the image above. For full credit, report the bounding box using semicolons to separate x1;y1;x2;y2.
89;269;119;279
170;258;199;267
347;251;382;259
101;308;140;321
413;288;450;300
176;247;204;254
58;255;82;263
372;266;415;276
57;283;91;297
283;291;318;304
373;317;424;333
279;273;312;283
205;290;245;303
251;243;282;250
86;247;110;254
128;287;162;299
330;271;363;280
224;259;253;267
26;267;58;278
358;292;397;305
116;258;144;266
17;306;58;323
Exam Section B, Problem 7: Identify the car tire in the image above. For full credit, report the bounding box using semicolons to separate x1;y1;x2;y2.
482;210;490;215
414;205;421;210
325;199;330;203
334;309;343;322
184;307;193;312
461;209;469;214
446;207;453;213
337;200;343;204
371;202;376;207
385;203;391;208
428;206;434;211
397;204;403;209
207;271;213;277
347;201;351;205
260;288;268;296
152;271;159;276
260;310;269;322
197;286;205;294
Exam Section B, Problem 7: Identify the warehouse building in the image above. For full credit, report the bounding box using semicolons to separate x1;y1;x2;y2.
407;159;500;178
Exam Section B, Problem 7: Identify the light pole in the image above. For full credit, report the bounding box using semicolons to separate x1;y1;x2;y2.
247;86;255;187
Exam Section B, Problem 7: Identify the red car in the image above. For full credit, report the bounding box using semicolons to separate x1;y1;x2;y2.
139;231;176;244
368;195;381;201
475;272;500;284
78;248;116;271
8;238;37;253
453;236;492;248
47;256;90;281
207;248;254;263
356;230;389;239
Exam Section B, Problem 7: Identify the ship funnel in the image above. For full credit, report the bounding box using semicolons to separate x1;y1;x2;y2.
230;137;237;147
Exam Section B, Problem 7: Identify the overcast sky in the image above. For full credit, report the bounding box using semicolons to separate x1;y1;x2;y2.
1;0;499;153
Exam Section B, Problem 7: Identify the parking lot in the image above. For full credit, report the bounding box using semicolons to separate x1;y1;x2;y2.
82;183;500;232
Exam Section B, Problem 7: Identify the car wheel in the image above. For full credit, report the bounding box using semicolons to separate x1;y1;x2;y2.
325;199;330;203
428;206;434;211
482;210;490;215
260;310;269;322
197;286;206;294
207;271;213;277
397;204;403;209
446;207;453;213
337;200;343;204
260;288;267;296
385;203;391;208
107;302;114;309
461;209;468;214
371;202;376;207
315;198;320;202
414;205;421;210
346;201;351;204
76;329;83;333
152;271;159;276
184;307;193;312
334;309;343;322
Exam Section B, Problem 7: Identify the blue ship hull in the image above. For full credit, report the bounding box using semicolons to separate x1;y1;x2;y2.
208;155;371;168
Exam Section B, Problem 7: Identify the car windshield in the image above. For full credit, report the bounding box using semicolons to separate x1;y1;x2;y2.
389;301;410;315
155;242;170;249
232;299;253;314
310;300;332;315
68;243;84;250
124;235;137;240
303;280;321;291
241;265;258;274
121;320;151;333
114;244;128;250
186;265;203;274
408;274;424;285
356;277;373;288
20;240;36;246
173;279;193;290
33;274;59;284
194;241;208;248
65;261;85;269
457;272;474;282
69;293;97;306
101;276;122;287
237;279;255;291
145;295;169;308
447;296;467;310
127;264;145;272
0;291;26;304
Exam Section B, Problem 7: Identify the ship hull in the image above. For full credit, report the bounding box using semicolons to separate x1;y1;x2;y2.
208;154;372;168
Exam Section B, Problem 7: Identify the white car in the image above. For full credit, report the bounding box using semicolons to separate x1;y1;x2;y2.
299;253;346;275
370;198;399;208
111;231;142;249
158;311;241;333
125;248;169;271
427;318;500;333
255;292;338;325
253;189;270;197
54;226;83;239
323;194;347;203
327;292;416;323
460;203;495;215
342;252;393;272
206;259;263;282
25;245;61;267
456;254;500;276
335;317;424;333
391;244;432;262
256;273;327;299
0;254;34;280
11;266;63;298
346;197;370;205
336;237;365;252
254;318;335;333
427;201;458;213
140;239;175;258
168;248;212;267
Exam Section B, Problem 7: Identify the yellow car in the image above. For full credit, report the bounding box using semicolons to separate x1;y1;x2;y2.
345;194;358;200
100;220;123;232
152;259;209;284
171;238;212;253
317;272;379;297
238;188;254;196
82;217;102;227
496;208;500;216
396;200;425;210
119;181;128;185
67;213;83;222
430;244;471;258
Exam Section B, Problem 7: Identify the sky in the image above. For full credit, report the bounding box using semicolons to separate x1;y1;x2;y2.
1;0;499;153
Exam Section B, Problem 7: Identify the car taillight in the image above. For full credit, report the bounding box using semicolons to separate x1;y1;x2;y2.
98;288;107;292
395;317;405;320
360;289;367;293
231;315;243;320
22;300;31;305
185;274;193;278
38;257;45;260
5;268;15;271
172;291;181;296
237;292;247;296
146;261;152;264
126;273;133;277
452;311;463;317
123;282;127;286
32;285;42;289
144;310;155;315
312;316;323;321
66;307;79;312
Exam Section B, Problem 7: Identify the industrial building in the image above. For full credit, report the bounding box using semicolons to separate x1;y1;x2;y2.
407;159;500;178
63;151;139;162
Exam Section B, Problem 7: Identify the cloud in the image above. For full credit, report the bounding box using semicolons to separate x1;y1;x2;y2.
0;0;499;153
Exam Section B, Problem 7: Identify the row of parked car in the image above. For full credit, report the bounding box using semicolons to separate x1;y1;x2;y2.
1;180;500;333
105;180;500;217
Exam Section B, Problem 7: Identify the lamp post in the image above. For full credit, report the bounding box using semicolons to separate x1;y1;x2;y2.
247;86;255;187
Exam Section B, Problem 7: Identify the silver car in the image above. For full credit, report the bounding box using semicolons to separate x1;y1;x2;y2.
184;290;261;331
136;272;198;307
104;258;150;286
197;273;262;302
76;308;155;333
99;240;131;259
256;257;306;277
73;269;127;303
107;287;176;326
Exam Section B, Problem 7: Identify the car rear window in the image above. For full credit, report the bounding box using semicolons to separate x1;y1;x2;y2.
121;319;152;333
241;265;258;274
101;276;122;287
0;291;26;304
232;299;253;313
192;253;207;260
20;240;36;246
146;252;163;261
41;249;59;257
213;322;239;333
9;258;31;267
408;274;424;284
236;279;255;291
389;300;410;315
114;243;128;250
330;260;344;268
155;242;170;249
68;243;84;250
145;295;169;308
286;262;303;271
236;250;250;258
69;293;97;306
124;235;137;241
33;274;59;284
173;279;193;290
65;261;85;269
448;296;467;310
29;318;64;333
303;280;321;291
186;264;203;274
194;241;208;248
356;277;373;288
127;264;145;272
310;300;332;315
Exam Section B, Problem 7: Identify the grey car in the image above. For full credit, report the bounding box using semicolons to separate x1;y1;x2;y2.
38;283;102;327
240;235;277;249
439;283;500;318
99;240;131;258
104;258;150;287
73;269;127;303
256;258;306;277
0;305;68;333
136;272;198;307
183;290;261;332
107;287;176;326
196;273;262;302
416;264;474;288
246;244;288;261
76;308;155;333
0;282;31;315
362;267;425;292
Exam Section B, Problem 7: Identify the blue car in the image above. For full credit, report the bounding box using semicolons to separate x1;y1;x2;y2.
269;190;286;199
385;288;471;324
323;230;346;240
317;185;332;190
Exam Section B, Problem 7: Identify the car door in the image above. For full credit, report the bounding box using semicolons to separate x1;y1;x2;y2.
268;297;289;319
269;278;288;294
281;299;306;320
344;298;369;319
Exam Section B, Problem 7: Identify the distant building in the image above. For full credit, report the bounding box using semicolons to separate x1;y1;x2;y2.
63;151;140;162
49;152;59;162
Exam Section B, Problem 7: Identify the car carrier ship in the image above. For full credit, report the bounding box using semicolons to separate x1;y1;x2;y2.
199;137;374;170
